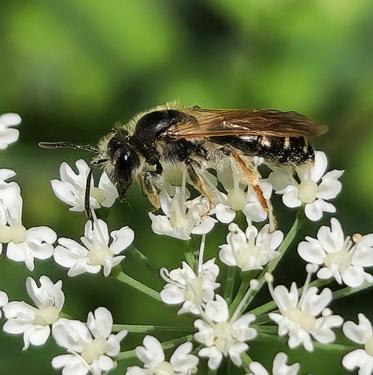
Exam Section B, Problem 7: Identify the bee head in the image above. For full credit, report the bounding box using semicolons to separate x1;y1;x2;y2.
107;131;140;200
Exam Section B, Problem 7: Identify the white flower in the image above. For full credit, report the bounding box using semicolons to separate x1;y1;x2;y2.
126;335;198;375
5;226;56;271
0;113;21;150
3;276;64;350
266;268;343;352
0;291;9;319
52;307;127;375
343;314;373;375
219;223;283;271
0;169;23;254
298;218;373;287
194;295;257;369
247;352;300;375
51;159;118;212
0;169;56;270
160;259;220;314
149;187;216;240
272;151;343;221
54;218;134;277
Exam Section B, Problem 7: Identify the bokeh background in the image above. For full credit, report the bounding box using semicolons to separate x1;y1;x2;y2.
0;0;373;374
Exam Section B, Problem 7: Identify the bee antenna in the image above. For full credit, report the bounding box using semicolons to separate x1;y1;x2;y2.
84;167;94;220
38;142;98;153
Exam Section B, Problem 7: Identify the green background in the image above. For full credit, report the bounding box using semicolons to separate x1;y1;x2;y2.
0;0;373;374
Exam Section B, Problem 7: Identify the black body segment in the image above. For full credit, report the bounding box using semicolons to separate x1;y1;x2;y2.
129;109;190;164
210;135;314;165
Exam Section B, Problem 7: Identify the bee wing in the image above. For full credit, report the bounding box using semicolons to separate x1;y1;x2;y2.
165;108;328;139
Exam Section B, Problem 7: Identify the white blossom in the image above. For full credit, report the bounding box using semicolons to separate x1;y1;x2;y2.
0;291;9;319
0;113;21;150
0;169;56;270
6;226;56;271
3;276;64;350
266;268;343;352
52;307;127;375
272;151;343;221
160;259;220;314
247;352;300;375
219;223;283;271
298;218;373;287
54;218;134;277
0;169;23;254
343;314;373;375
194;295;257;369
149;187;216;240
126;335;198;375
51;159;118;212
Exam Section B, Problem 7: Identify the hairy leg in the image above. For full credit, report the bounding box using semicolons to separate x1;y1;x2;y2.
218;146;277;230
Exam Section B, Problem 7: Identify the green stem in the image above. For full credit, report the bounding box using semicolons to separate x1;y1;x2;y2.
117;335;194;361
229;270;259;315
112;324;191;334
183;240;196;269
115;271;161;302
128;246;160;279
255;332;358;351
232;210;304;318
333;281;373;301
241;352;252;372
224;267;236;304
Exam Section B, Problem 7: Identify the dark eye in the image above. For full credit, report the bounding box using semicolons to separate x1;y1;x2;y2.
115;146;140;183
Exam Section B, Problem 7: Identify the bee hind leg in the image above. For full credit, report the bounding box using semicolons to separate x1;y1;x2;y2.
226;148;277;231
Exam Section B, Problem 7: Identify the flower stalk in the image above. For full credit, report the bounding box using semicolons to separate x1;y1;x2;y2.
114;271;161;302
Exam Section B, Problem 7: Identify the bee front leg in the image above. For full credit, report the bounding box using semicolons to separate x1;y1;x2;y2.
142;171;161;210
222;147;277;231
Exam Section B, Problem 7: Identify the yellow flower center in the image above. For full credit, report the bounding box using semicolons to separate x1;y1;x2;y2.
298;180;318;204
88;246;112;266
0;225;27;244
324;250;351;271
284;308;316;331
34;306;60;325
154;362;175;375
213;321;234;355
365;337;373;356
91;187;107;204
81;338;108;364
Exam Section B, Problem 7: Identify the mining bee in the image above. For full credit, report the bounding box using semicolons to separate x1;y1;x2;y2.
39;103;328;228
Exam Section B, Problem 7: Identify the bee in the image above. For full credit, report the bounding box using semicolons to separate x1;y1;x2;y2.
39;103;328;227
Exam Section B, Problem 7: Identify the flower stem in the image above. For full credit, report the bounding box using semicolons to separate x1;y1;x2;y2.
224;267;236;304
333;281;373;301
183;239;197;269
128;246;161;279
241;352;252;372
255;332;357;351
117;334;194;361
112;324;190;334
114;271;161;302
229;271;258;315
232;210;304;318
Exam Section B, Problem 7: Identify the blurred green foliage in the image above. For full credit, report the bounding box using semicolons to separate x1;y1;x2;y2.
0;0;373;374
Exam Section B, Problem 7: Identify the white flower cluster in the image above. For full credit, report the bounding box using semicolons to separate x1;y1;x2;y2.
0;110;372;375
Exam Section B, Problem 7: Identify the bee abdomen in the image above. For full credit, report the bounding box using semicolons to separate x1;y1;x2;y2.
213;135;314;165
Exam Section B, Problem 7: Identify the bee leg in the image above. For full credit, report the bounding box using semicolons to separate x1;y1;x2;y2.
226;148;277;231
142;171;161;210
186;161;215;216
